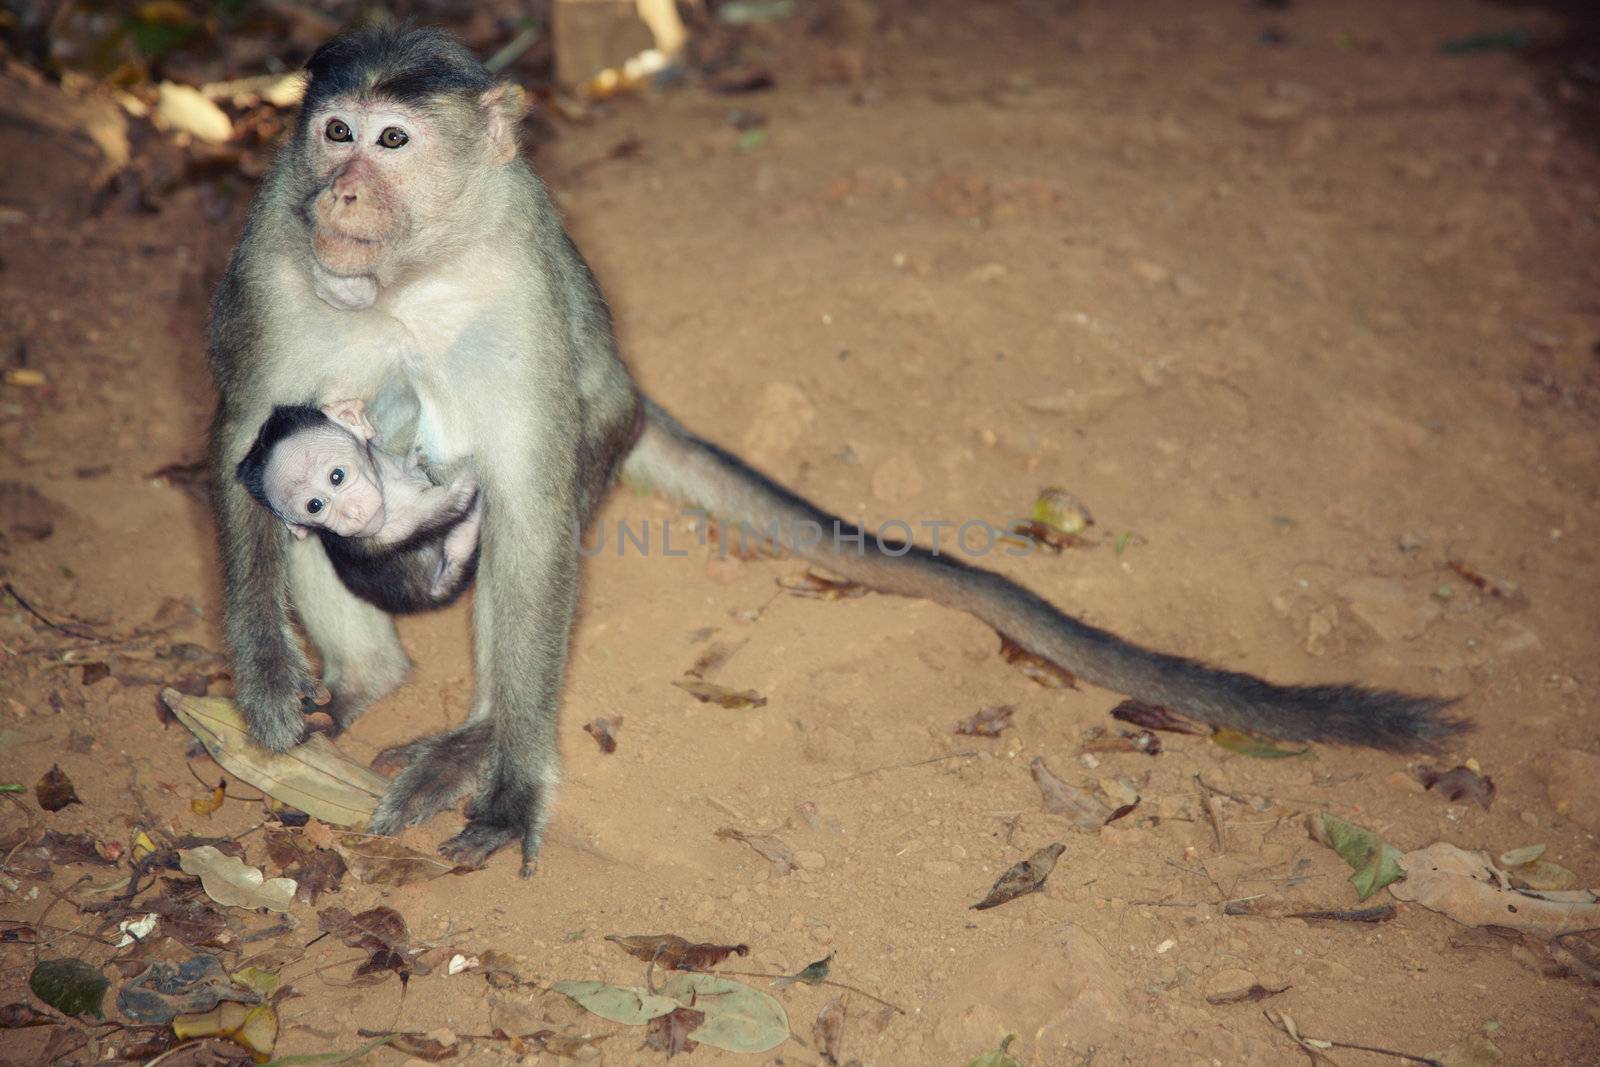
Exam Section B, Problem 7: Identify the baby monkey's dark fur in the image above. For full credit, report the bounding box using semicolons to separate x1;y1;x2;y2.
234;404;479;613
208;23;1466;876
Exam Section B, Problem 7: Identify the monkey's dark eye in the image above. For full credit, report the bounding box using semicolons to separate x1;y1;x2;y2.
378;126;409;150
307;498;325;515
325;119;353;143
330;467;345;486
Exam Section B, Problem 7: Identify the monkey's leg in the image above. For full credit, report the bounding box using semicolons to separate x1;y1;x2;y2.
369;465;578;876
435;530;573;875
288;536;410;733
213;412;324;752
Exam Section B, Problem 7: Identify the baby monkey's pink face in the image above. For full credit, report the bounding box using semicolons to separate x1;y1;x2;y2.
263;423;386;539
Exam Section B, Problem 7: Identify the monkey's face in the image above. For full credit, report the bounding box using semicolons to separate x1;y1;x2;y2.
296;85;527;287
300;99;452;278
263;424;386;540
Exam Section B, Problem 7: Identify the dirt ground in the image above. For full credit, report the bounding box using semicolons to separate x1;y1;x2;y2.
3;0;1599;1063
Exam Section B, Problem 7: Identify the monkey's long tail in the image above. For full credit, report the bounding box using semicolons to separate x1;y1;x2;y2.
622;397;1466;751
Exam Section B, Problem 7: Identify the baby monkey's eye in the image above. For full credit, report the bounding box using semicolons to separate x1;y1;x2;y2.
307;498;325;515
330;467;345;486
325;119;353;143
378;126;409;149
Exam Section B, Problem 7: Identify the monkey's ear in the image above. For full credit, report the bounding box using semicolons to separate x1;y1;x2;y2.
323;398;376;440
480;83;527;166
286;523;311;540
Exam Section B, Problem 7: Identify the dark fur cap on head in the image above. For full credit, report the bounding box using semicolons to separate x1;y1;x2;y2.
302;22;492;114
236;404;335;514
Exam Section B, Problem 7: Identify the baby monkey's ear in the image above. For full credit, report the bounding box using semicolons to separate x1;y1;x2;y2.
481;83;528;167
284;521;311;540
321;398;377;441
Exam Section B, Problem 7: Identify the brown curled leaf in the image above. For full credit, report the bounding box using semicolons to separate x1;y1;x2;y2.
673;678;768;709
645;1007;704;1057
1109;699;1212;736
1105;799;1140;824
41;831;118;867
714;826;794;874
318;905;409;952
954;704;1015;738
813;995;846;1065
1417;765;1495;811
583;717;622;754
333;835;471;885
604;933;750;971
1446;558;1522;600
0;1002;54;1027
779;569;868;600
35;765;82;812
1205;982;1291;1005
971;843;1066;910
1029;758;1111;830
998;634;1077;689
191;781;226;817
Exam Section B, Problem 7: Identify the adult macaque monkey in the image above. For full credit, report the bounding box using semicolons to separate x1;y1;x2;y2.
210;24;1464;876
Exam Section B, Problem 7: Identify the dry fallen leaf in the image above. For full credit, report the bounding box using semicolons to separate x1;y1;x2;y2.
813;995;847;1066
163;689;387;826
685;637;748;679
954;705;1015;738
673;679;768;709
1389;843;1600;938
178;846;296;914
321;905;420;984
154;81;234;144
1418;765;1495;811
584;717;622;754
645;1007;704;1057
714;826;795;874
1029;758;1111;830
1109;699;1212;735
998;634;1077;688
332;835;466;886
971;843;1066;910
191;781;226;817
172;1002;277;1060
1205;981;1290;1005
605;933;750;970
35;765;81;812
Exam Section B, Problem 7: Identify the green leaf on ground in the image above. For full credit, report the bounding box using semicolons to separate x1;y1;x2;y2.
29;958;109;1018
1307;813;1405;900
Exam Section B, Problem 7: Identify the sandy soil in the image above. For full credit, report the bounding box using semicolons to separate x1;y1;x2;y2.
2;1;1598;1064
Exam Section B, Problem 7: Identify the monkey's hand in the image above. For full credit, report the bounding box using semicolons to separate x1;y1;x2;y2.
233;644;323;752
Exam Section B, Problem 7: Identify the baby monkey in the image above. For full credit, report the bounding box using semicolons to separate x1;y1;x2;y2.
235;399;482;601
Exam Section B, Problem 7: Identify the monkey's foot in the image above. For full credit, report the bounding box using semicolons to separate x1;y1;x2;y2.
369;741;418;777
439;821;532;876
367;722;492;835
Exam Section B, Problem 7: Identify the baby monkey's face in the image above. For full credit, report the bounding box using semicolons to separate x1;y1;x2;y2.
263;424;386;538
